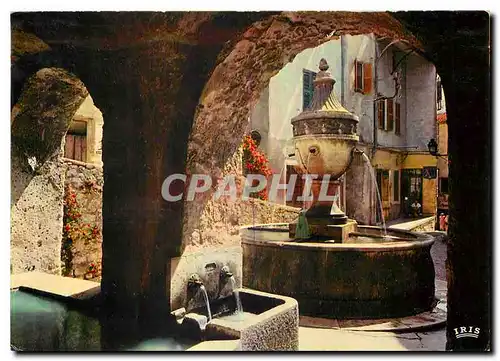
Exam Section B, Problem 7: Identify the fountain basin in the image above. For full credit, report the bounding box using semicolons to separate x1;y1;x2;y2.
183;288;299;351
241;224;435;319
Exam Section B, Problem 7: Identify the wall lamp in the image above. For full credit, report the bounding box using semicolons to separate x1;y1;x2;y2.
427;138;448;159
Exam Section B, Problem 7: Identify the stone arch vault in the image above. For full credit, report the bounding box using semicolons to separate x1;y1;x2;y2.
11;11;490;350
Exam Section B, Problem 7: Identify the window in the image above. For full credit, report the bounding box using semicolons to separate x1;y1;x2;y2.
437;78;443;110
395;102;401;135
387;99;394;131
377;99;385;129
354;60;373;94
64;120;87;162
440;177;449;194
303;69;317;110
393;170;400;202
377;99;399;132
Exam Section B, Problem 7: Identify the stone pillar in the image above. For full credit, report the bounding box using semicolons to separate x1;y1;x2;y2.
443;65;490;350
71;43;220;324
392;12;491;349
11;68;88;275
433;32;490;351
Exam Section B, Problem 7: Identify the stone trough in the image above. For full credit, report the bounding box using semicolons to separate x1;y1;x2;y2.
179;288;299;351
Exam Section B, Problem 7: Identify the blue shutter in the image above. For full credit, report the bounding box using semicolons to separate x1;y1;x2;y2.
303;69;316;110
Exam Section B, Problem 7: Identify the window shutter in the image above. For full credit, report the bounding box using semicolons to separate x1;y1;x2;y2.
387;99;394;131
377;100;385;129
303;69;316;110
395;102;401;135
354;59;359;90
363;63;373;94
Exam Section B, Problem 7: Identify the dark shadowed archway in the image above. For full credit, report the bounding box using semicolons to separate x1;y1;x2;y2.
11;11;490;350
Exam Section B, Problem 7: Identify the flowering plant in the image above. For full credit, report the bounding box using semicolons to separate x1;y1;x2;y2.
61;186;101;277
63;189;100;245
242;135;272;200
88;262;99;276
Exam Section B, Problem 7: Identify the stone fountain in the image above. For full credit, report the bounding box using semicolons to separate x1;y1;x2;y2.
289;58;359;241
241;59;436;319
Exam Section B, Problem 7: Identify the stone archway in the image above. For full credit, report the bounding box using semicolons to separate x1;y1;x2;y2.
182;10;423;267
185;12;490;351
11;11;490;350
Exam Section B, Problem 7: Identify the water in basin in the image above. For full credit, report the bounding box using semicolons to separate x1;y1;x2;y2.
217;311;257;324
10;289;196;351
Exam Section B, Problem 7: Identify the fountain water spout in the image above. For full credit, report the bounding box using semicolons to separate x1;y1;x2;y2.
219;266;243;315
187;273;212;322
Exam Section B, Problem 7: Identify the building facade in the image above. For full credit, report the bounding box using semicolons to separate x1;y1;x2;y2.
249;34;441;225
64;95;104;165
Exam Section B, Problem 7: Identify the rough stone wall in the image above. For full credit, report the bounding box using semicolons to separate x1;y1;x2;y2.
11;68;88;275
62;159;103;279
182;147;300;254
11;154;65;274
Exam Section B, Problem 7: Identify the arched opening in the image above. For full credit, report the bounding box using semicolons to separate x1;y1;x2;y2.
10;11;490;351
11;68;105;280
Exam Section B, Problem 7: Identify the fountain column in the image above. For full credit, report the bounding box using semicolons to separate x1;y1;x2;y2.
289;58;359;241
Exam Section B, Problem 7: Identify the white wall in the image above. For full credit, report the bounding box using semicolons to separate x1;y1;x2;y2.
375;45;407;148
405;54;437;151
342;34;375;145
249;86;270;153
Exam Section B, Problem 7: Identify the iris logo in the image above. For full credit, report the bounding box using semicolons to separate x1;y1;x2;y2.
454;326;480;339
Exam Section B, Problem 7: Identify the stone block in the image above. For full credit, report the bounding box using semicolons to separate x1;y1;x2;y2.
289;219;358;242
